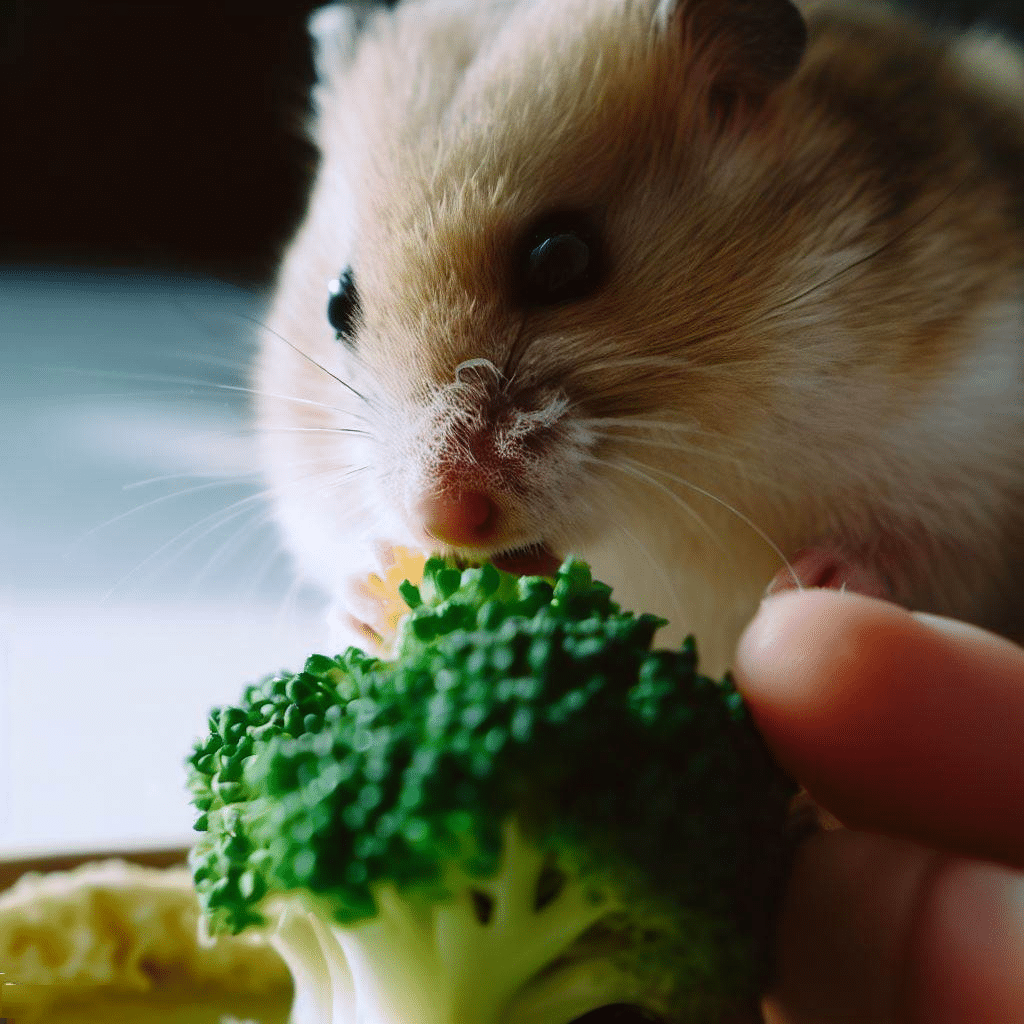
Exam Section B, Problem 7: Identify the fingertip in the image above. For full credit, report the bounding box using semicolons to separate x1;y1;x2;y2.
733;588;905;717
733;591;1024;866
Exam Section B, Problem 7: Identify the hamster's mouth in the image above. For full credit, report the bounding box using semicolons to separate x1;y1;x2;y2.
490;543;563;577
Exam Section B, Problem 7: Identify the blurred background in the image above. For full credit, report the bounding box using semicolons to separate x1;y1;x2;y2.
1;0;328;857
1;0;1023;856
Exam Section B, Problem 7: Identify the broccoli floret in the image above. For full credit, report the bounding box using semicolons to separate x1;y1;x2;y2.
188;558;797;1024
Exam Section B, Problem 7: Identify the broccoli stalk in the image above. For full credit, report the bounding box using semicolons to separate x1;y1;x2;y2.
188;559;798;1024
267;821;627;1024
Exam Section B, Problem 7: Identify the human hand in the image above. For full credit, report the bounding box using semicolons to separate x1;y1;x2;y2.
733;590;1024;1023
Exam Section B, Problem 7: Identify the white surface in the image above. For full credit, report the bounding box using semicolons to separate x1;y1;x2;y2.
0;268;329;857
0;601;322;856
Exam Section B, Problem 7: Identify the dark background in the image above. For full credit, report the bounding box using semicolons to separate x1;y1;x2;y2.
3;0;1023;287
1;0;324;285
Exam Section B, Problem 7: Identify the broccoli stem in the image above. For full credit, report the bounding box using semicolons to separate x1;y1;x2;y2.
263;820;637;1024
270;904;344;1024
189;557;799;1023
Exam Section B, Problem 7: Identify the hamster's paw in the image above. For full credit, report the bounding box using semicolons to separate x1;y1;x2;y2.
326;543;428;654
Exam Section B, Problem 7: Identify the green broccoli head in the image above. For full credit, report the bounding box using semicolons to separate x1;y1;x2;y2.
188;558;797;1024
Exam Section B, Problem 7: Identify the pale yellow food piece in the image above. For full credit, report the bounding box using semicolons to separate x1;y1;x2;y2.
363;546;429;640
0;859;291;1023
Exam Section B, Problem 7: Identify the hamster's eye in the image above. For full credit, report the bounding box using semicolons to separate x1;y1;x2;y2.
327;268;360;346
569;1005;664;1024
518;214;602;306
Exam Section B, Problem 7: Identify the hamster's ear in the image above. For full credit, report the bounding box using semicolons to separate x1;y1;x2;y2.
658;0;807;103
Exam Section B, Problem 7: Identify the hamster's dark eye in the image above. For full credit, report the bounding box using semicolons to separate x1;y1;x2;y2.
327;268;360;346
517;214;602;306
569;1005;664;1024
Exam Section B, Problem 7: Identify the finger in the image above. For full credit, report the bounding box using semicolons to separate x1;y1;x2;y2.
734;590;1024;867
910;851;1024;1023
764;829;1024;1023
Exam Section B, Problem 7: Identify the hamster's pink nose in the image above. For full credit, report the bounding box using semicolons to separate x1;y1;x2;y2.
419;490;497;547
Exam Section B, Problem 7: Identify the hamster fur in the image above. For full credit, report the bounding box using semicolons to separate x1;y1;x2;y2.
258;0;1024;673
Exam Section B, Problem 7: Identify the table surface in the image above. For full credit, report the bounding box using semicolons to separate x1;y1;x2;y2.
1;267;326;859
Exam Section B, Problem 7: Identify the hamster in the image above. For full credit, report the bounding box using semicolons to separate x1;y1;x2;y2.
257;0;1024;674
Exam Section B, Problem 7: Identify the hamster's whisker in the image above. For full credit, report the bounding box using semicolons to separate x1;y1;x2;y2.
579;413;816;462
266;461;372;504
32;385;219;404
180;502;294;619
238;312;374;409
120;451;338;493
617;457;801;590
100;463;368;602
582;418;791;487
575;416;702;432
615;518;689;626
74;477;260;546
588;427;783;487
568;353;786;377
223;383;373;423
186;503;281;596
189;490;347;606
210;462;376;598
165;291;262;358
767;177;968;317
272;570;313;644
286;465;373;495
239;540;291;614
257;426;373;439
582;356;700;374
99;490;272;603
280;468;375;508
39;364;244;399
247;392;375;427
170;466;372;603
583;454;731;559
43;366;372;425
587;423;722;460
122;469;263;491
45;344;256;380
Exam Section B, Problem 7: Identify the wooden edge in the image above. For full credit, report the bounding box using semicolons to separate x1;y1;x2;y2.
0;846;190;893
